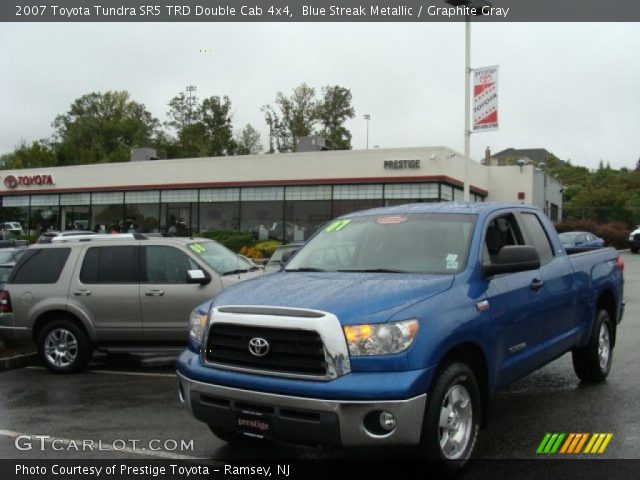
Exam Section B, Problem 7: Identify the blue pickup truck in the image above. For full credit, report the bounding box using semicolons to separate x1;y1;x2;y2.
177;203;624;469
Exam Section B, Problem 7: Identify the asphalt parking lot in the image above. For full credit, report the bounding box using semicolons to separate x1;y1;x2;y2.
0;251;638;466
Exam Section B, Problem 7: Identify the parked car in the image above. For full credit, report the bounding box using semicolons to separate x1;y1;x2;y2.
558;231;605;252
629;225;640;254
0;231;28;248
177;203;624;471
264;242;304;273
36;230;97;244
1;222;24;235
0;247;27;265
0;234;263;373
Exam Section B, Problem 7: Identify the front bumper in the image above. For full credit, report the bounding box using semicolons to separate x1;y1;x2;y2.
178;371;426;447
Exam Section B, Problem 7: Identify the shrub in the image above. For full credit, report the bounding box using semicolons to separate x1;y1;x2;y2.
554;220;630;249
239;246;263;260
199;230;253;253
254;239;282;258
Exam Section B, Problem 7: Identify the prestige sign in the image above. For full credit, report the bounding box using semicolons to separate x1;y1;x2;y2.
3;174;55;189
383;159;421;169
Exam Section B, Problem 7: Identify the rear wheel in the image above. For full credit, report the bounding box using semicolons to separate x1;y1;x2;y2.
37;319;92;373
572;309;613;382
418;362;481;471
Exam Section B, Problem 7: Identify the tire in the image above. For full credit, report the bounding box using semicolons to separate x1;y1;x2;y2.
572;309;613;383
37;319;92;373
418;362;481;471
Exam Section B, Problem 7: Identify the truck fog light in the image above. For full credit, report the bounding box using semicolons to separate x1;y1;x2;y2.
379;411;396;431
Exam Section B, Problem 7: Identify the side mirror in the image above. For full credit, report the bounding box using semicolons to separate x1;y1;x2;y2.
483;245;540;277
187;269;211;285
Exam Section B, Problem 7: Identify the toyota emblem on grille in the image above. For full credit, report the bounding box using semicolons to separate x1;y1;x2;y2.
248;337;270;357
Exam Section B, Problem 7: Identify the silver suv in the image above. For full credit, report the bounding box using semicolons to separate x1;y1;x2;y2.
0;235;261;372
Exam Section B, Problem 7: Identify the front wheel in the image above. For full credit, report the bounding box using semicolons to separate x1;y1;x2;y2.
418;362;481;471
37;319;92;373
572;309;613;382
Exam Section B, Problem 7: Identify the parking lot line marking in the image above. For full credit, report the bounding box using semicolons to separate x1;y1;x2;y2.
25;366;176;378
0;429;200;460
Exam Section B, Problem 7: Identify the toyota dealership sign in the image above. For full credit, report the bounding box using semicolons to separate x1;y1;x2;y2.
3;174;55;189
473;65;499;131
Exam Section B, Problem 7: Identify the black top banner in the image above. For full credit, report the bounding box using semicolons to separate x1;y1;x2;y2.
3;0;640;22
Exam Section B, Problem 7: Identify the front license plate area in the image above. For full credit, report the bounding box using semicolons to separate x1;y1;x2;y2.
235;410;273;438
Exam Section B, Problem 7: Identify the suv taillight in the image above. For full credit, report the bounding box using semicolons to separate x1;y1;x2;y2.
0;290;12;313
617;256;625;272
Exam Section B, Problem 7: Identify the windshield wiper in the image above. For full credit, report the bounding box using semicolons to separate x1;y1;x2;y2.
284;267;327;272
336;268;409;273
222;269;250;276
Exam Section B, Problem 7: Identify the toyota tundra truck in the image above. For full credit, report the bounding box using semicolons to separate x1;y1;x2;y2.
177;203;624;469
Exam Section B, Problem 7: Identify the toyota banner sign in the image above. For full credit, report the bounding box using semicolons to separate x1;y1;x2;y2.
473;65;499;131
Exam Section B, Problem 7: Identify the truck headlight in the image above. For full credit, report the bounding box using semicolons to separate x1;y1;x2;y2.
630;235;634;241
343;319;419;356
189;310;208;344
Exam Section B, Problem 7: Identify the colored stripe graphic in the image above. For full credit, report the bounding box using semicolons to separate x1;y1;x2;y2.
538;433;613;454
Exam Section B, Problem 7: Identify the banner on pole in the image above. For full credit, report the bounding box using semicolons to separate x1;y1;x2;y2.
473;65;499;131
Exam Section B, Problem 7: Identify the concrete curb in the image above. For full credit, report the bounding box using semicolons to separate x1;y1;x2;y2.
0;352;39;372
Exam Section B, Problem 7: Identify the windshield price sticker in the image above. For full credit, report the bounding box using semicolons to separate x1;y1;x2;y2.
446;253;459;270
189;243;207;253
376;215;408;225
325;219;351;232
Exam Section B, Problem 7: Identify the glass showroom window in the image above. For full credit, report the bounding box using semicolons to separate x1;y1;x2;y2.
199;188;240;233
161;190;197;236
30;194;60;233
125;190;160;233
240;187;284;241
332;184;383;218
440;184;454;201
1;195;29;233
384;183;439;207
60;193;91;231
284;186;332;242
91;192;124;233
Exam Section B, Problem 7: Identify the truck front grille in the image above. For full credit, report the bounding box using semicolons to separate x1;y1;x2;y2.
634;233;640;241
205;323;327;376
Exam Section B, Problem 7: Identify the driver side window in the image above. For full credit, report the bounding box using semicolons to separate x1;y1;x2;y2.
483;214;525;264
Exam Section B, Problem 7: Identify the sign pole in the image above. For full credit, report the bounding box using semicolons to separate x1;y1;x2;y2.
463;14;471;202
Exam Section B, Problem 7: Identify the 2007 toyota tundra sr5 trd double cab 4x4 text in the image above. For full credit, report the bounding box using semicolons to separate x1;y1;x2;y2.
177;203;624;469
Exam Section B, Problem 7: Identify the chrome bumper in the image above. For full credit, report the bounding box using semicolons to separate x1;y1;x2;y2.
177;372;426;446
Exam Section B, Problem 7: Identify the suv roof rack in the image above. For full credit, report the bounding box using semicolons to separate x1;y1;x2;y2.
51;233;149;243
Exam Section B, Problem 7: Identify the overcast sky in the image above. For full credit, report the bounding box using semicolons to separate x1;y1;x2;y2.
1;22;638;169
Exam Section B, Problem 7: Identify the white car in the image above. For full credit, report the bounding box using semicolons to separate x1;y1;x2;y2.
629;225;640;254
1;222;23;235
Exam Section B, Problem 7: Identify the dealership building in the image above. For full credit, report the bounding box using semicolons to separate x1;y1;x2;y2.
0;145;562;241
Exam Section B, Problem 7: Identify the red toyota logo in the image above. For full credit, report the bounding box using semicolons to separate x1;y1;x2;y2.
3;175;17;189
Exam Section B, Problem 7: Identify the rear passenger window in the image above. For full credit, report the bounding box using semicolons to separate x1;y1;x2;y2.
9;248;71;284
80;246;138;284
520;213;554;264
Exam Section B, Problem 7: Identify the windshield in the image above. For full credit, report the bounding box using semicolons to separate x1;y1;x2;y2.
286;213;476;274
0;251;15;263
188;241;256;275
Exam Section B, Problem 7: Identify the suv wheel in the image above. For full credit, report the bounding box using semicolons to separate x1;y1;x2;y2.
37;319;92;373
572;309;613;382
418;362;481;471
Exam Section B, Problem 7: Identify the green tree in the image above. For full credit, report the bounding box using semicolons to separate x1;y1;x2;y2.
1;140;56;169
235;124;262;155
53;91;159;165
166;91;201;131
265;83;317;152
315;85;355;150
200;96;237;156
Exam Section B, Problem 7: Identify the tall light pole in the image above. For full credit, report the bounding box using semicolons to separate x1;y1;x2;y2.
363;114;371;149
446;0;491;202
185;85;197;126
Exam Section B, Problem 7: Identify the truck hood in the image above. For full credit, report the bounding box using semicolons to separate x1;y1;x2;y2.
210;272;454;325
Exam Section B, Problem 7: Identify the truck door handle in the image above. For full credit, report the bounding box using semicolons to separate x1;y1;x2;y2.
530;279;544;291
73;289;91;296
145;289;165;296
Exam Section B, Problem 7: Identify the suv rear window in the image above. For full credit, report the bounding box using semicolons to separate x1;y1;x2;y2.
9;248;71;284
80;246;138;284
